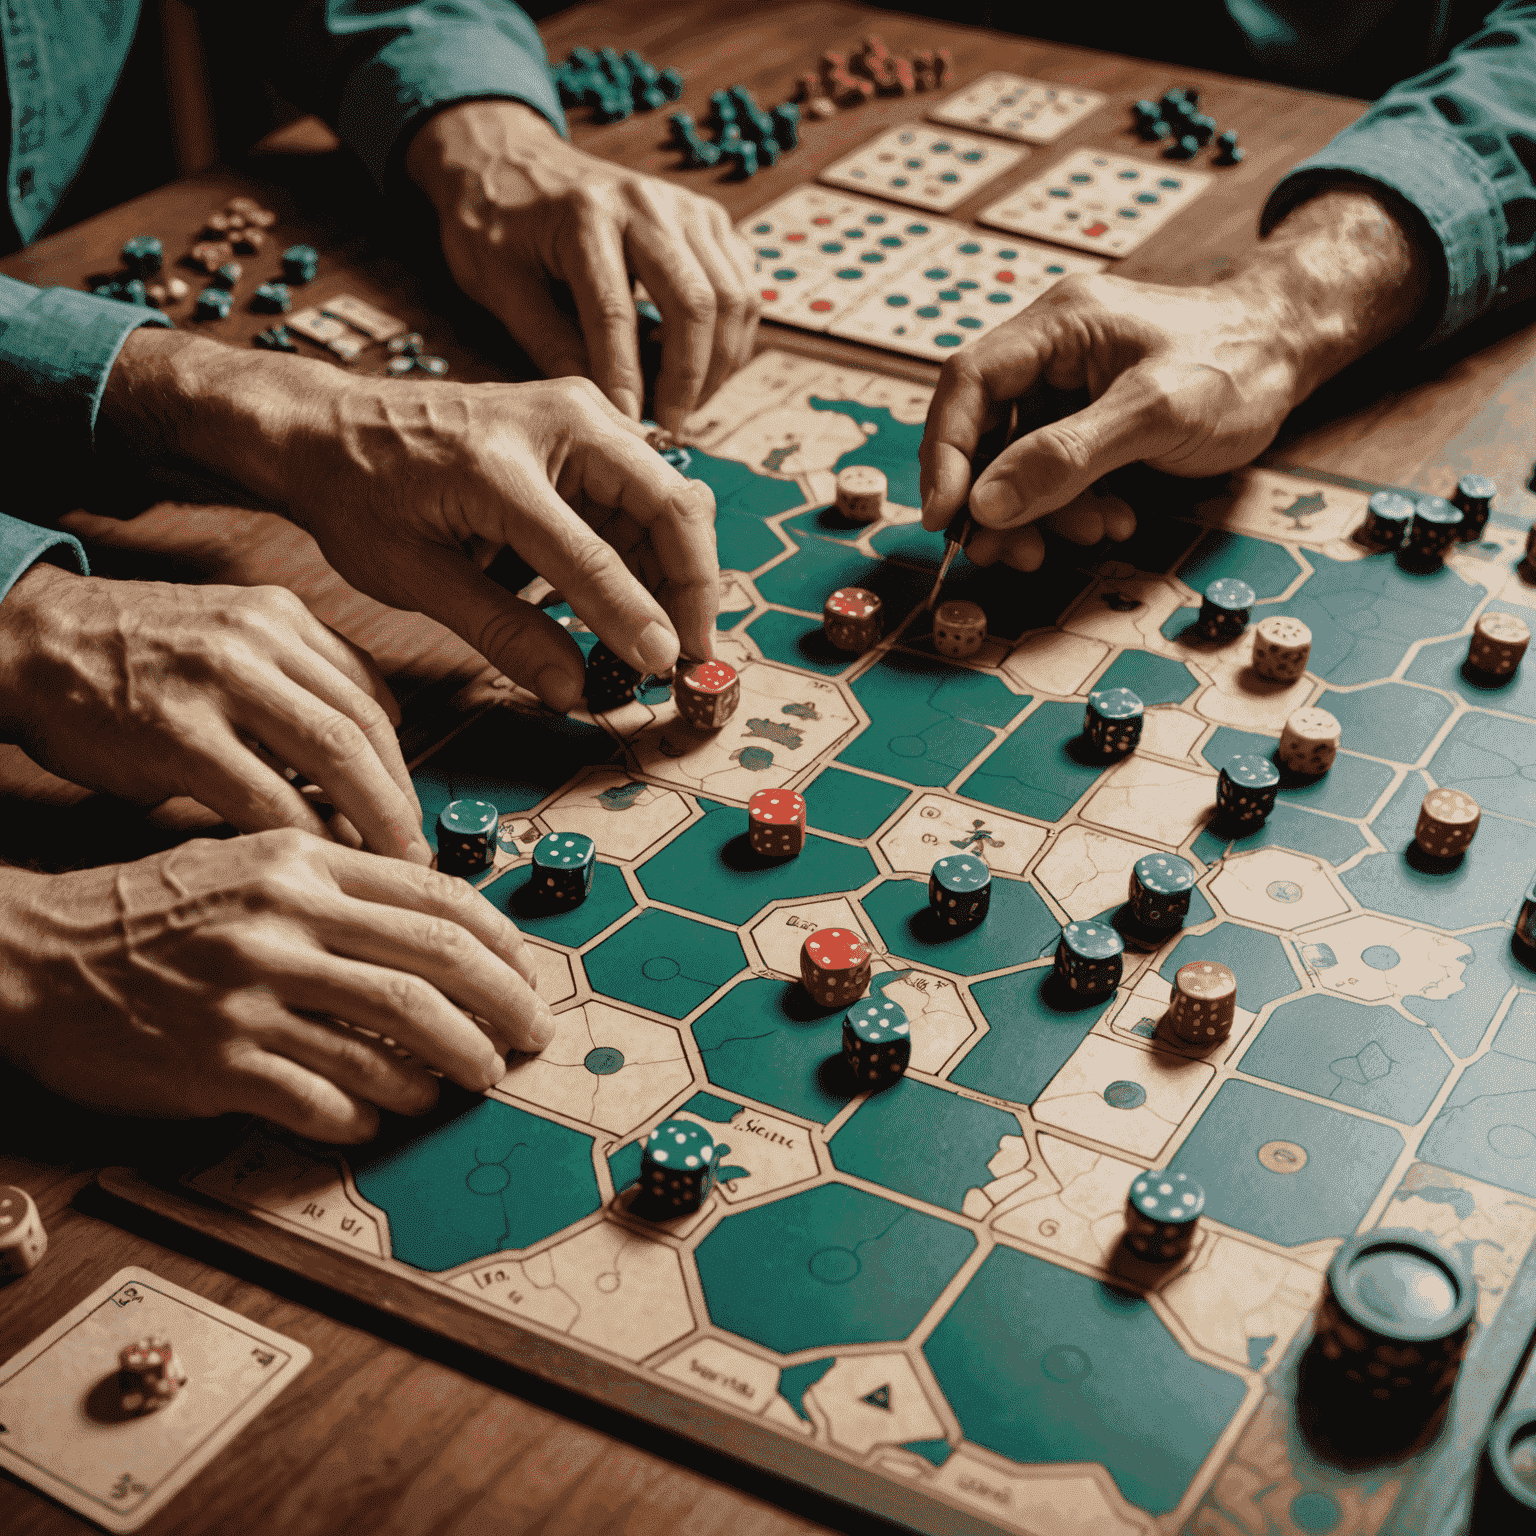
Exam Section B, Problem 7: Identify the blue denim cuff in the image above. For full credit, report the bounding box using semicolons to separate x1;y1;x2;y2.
1262;122;1503;347
338;23;567;188
0;513;88;604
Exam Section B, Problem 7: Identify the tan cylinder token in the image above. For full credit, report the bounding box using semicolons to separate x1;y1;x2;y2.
1252;615;1313;682
1162;961;1237;1048
933;599;986;659
1278;706;1341;776
0;1185;47;1276
1467;610;1531;676
1415;787;1480;858
834;464;888;523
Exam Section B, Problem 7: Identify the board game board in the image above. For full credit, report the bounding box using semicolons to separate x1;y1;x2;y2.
104;349;1536;1536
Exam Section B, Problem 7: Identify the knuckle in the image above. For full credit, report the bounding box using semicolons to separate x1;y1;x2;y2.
313;712;369;764
1035;419;1097;474
419;914;473;967
378;969;434;1021
567;536;623;589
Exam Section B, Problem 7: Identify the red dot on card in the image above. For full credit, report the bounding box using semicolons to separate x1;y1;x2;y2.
787;232;806;242
812;217;832;225
809;299;833;312
761;289;778;301
1083;222;1109;237
995;270;1015;283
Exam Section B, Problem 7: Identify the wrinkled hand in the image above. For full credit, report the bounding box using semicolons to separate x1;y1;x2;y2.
920;271;1300;570
408;100;759;434
0;831;554;1142
0;564;429;860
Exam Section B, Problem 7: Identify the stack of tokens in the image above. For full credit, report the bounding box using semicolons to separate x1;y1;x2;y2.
928;852;991;930
842;998;911;1087
0;1185;47;1276
282;244;320;284
674;659;740;728
824;587;882;652
1196;578;1255;642
1161;960;1237;1048
121;235;162;275
1361;490;1414;549
833;464;887;523
254;326;296;352
1476;1406;1536;1528
638;1119;718;1215
252;282;290;314
1278;706;1341;776
1414;787;1480;858
437;798;499;878
1251;615;1312;682
531;831;597;905
195;288;232;320
1123;1170;1204;1263
1407;496;1463;561
1083;686;1144;758
1127;852;1195;933
933;600;986;660
1053;921;1124;1000
1451;473;1497;540
800;927;872;1008
1310;1228;1476;1407
1466;611;1530;677
1216;755;1281;830
585;641;643;712
118;1335;189;1415
747;788;805;857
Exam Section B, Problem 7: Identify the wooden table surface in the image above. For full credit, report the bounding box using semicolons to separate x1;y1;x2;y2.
3;2;1534;1532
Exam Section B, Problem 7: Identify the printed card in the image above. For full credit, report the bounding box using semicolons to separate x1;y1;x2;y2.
320;293;409;342
978;147;1211;256
818;124;1027;213
927;72;1107;144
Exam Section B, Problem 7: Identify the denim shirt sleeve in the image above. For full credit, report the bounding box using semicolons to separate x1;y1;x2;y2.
0;512;87;603
0;276;170;508
1262;1;1536;344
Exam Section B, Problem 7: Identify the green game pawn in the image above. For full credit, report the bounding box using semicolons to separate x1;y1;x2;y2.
437;798;499;879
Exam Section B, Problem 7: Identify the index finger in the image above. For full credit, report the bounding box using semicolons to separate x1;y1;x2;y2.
564;202;646;420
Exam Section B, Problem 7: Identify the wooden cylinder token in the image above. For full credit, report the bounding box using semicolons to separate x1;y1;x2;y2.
1162;961;1237;1047
834;465;887;523
1467;611;1530;677
823;587;882;652
1251;615;1312;682
800;927;872;1009
933;599;986;659
0;1185;47;1276
1415;787;1480;859
1278;706;1341;775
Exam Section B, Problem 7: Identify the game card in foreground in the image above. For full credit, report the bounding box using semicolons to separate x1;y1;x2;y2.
0;1268;311;1532
927;71;1106;144
819;123;1026;212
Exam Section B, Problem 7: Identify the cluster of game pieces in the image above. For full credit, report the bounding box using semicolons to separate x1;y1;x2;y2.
1130;88;1241;165
1359;476;1497;560
794;34;951;120
436;796;598;904
552;46;684;121
117;1334;188;1416
670;89;800;178
0;1183;46;1276
384;332;450;378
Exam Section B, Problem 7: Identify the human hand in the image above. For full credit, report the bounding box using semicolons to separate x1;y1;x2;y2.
0;565;428;860
406;100;759;434
0;831;553;1142
920;190;1430;570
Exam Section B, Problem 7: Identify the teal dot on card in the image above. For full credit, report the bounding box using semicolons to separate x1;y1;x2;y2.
940;171;960;182
930;140;952;152
819;240;844;253
835;267;864;280
1050;187;1071;198
916;304;942;318
584;1046;626;1075
773;268;797;280
879;235;903;247
885;293;910;307
935;333;963;347
891;176;910;187
859;251;886;263
957;279;979;289
959;241;981;254
1070;172;1091;182
960;150;983;162
998;247;1018;258
957;316;983;329
924;267;950;280
867;213;888;224
938;289;961;301
907;222;931;234
987;292;1013;304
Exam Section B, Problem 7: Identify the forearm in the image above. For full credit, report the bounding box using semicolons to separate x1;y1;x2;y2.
405;99;564;218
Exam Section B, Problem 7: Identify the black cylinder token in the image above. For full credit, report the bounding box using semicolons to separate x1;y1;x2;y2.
1408;496;1464;561
1476;1406;1536;1530
1452;474;1497;541
1362;490;1414;548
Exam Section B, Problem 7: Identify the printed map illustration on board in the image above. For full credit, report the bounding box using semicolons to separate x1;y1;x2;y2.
182;352;1536;1536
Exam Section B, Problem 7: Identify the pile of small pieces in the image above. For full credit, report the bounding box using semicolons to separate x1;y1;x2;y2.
385;331;449;377
795;34;951;120
553;45;684;122
91;236;189;309
1130;89;1241;165
671;87;799;178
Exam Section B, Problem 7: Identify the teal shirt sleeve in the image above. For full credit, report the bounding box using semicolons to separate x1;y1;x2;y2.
0;275;171;509
0;513;87;605
1262;1;1536;344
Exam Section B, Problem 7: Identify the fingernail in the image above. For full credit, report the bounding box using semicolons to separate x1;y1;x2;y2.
635;620;677;676
531;1002;556;1051
534;664;581;714
971;480;1026;528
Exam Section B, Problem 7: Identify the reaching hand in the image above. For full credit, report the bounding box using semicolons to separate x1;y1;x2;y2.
0;564;429;860
0;831;553;1142
407;100;759;435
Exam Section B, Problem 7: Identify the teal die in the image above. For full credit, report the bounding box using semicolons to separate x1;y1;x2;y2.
1127;852;1195;930
1124;1169;1205;1262
437;798;499;879
1216;755;1280;828
532;831;596;905
121;235;162;275
1196;577;1256;642
1054;920;1124;1000
1407;496;1463;561
1517;876;1536;949
640;1118;717;1213
843;999;911;1085
1084;687;1144;758
928;852;991;930
1362;490;1413;547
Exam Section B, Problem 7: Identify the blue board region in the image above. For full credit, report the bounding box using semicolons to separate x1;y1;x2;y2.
831;1080;1021;1214
1171;1080;1405;1245
485;858;634;948
922;1245;1247;1515
1402;924;1531;1057
583;908;745;1018
352;1098;600;1271
680;443;801;574
862;874;1060;977
802;766;909;839
960;701;1107;822
1408;626;1536;721
1201;725;1393;821
1313;683;1452;767
810;395;923;509
1419;991;1536;1196
755;530;930;617
696;1182;976;1355
1177;531;1304;601
1161;924;1298;1012
1428;709;1536;824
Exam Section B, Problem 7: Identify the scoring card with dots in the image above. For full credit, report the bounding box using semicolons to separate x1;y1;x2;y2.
828;232;1105;360
926;71;1107;144
978;148;1211;257
817;124;1027;213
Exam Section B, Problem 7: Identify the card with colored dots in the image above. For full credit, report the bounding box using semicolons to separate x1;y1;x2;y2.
827;232;1105;360
978;147;1211;256
927;71;1107;145
817;124;1028;213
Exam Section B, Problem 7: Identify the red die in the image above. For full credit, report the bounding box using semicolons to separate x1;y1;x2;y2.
748;788;806;858
823;587;883;653
800;926;873;1009
674;659;740;729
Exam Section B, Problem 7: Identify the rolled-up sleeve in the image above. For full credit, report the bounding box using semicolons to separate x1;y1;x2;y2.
0;276;170;506
0;513;87;604
1262;0;1536;344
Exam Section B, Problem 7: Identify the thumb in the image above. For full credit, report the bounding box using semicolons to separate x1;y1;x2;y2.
969;360;1221;529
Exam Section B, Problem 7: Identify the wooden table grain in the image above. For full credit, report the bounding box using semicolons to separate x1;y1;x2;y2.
2;2;1532;1532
